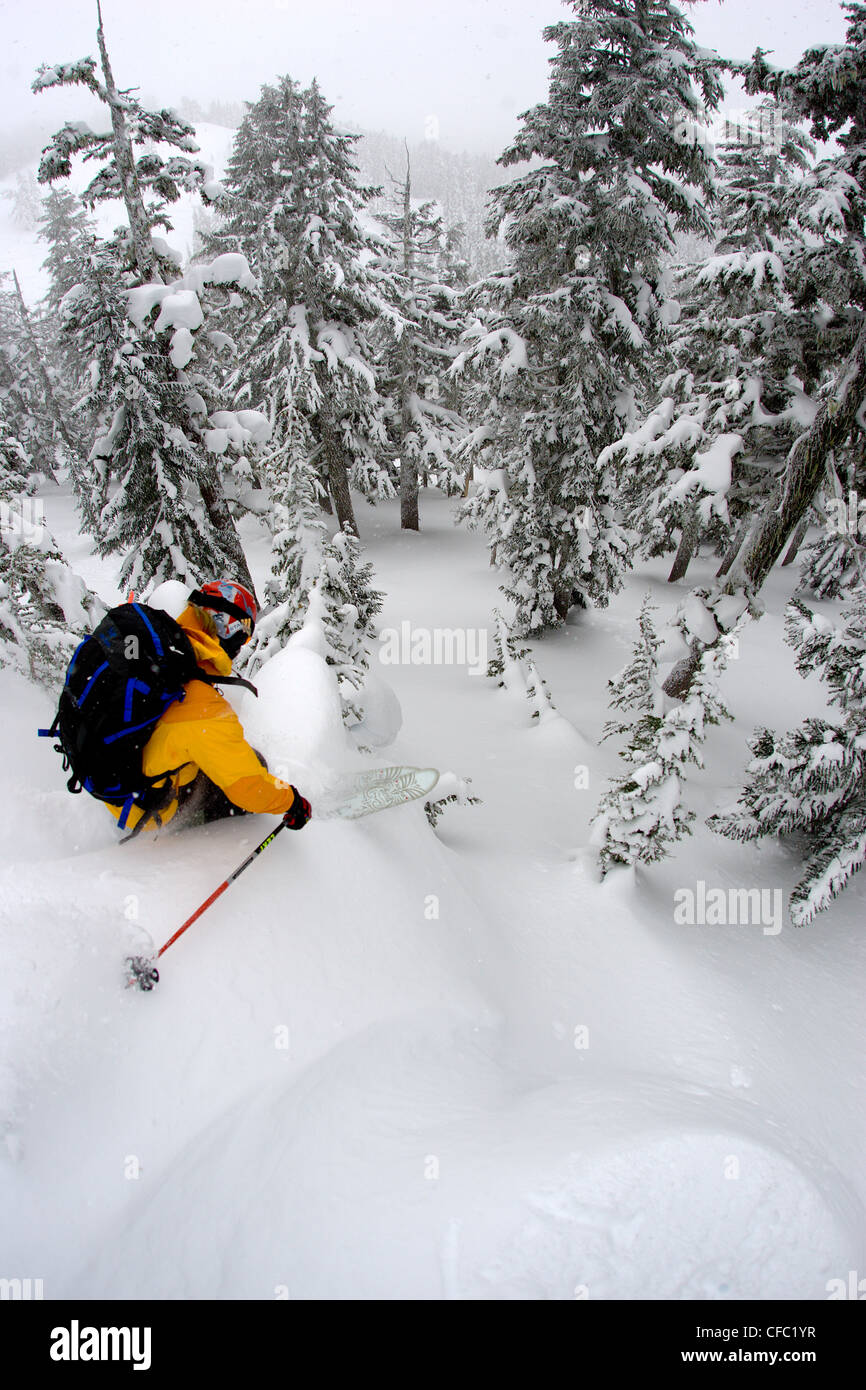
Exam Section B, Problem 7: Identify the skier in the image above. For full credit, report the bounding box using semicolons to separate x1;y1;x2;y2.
105;581;312;834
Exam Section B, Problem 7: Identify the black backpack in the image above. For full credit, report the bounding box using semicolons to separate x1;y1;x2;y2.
39;602;256;832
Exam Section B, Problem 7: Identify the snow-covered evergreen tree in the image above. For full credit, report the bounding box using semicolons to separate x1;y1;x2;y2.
654;7;866;709
315;529;385;725
0;407;33;499
375;164;468;527
66;240;254;591
601;594;665;743
33;4;256;592
454;0;722;636
0;270;77;484
242;413;326;675
424;773;482;828
601;102;816;583
591;605;737;874
724;2;866;594
0;526;104;688
484;607;558;722
799;487;864;598
0;405;103;686
68;237;265;588
350;127;509;279
659;582;756;702
38;187;97;397
486;608;532;689
211;74;398;536
53;239;121;532
266;415;325;606
2;170;43;230
39;186;93;305
33;1;220;283
710;596;866;925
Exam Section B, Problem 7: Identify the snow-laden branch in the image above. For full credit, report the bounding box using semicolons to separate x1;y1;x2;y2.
316;322;377;392
695;250;785;292
125;252;259;368
450;325;529;381
32;57;106;101
668;434;744;524
205;409;272;455
601;293;646;350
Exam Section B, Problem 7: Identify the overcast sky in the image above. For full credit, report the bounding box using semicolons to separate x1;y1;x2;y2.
0;0;850;156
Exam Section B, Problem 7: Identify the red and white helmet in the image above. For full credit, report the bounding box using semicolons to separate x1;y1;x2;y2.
191;580;257;657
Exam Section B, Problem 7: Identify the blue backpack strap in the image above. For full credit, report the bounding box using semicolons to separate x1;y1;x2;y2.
78;661;110;706
131;603;165;658
123;677;151;723
38;709;61;738
66;639;88;676
103;713;164;745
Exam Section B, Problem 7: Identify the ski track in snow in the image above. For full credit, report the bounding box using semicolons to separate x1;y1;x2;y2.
0;488;864;1299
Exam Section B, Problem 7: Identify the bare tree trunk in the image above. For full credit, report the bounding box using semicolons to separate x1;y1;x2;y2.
461;460;474;498
781;514;810;566
715;518;749;578
199;465;257;599
553;583;572;621
313;362;357;536
398;160;420;530
732;320;866;591
96;0;157;284
89;261;117;513
327;447;358;535
667;507;699;582
400;450;420;530
662;642;703;701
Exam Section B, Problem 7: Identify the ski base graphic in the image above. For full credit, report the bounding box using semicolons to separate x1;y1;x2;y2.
315;766;440;821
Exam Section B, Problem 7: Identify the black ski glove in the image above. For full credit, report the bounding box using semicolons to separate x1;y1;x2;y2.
283;789;312;830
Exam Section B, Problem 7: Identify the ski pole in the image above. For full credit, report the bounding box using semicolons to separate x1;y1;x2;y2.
126;819;287;991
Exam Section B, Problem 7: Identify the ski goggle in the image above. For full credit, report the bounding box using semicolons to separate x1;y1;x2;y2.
210;607;253;655
189;584;256;657
209;603;251;639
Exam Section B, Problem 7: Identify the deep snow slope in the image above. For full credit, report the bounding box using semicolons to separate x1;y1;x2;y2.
0;489;864;1300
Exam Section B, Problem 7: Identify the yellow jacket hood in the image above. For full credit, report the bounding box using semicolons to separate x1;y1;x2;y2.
176;603;235;678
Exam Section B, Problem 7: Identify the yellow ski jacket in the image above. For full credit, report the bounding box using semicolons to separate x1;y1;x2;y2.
107;604;295;831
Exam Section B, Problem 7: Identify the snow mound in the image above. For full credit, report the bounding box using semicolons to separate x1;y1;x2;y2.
7;670;111;864
235;643;350;796
54;1035;859;1299
350;669;402;748
146;579;191;618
